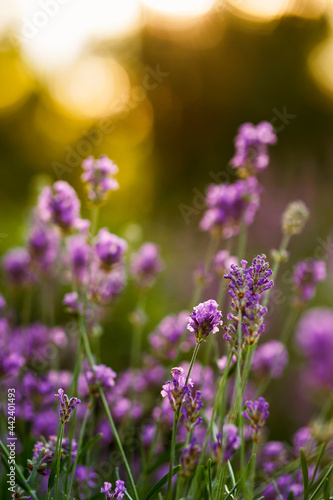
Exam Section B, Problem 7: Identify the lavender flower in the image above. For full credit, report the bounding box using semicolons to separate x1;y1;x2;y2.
55;388;81;424
224;255;273;348
200;178;262;239
242;397;269;440
182;390;203;431
262;474;302;500
28;222;60;270
252;341;288;379
130;243;164;289
293;260;326;305
100;480;126;499
28;436;77;476
180;438;202;477
3;248;35;286
213;424;241;463
86;364;117;396
293;427;316;456
67;234;91;282
37;181;81;232
295;308;333;389
282;200;309;235
82;155;119;204
161;367;192;412
230;121;277;176
89;265;126;305
94;229;127;270
187;299;223;343
259;441;288;473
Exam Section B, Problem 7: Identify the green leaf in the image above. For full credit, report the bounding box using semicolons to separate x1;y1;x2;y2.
288;492;296;500
224;454;256;500
227;460;236;488
29;450;46;488
323;478;329;500
309;464;333;500
0;453;28;492
144;465;181;500
300;447;309;498
201;465;209;500
208;459;213;497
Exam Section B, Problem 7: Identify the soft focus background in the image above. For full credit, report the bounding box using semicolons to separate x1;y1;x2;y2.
1;0;333;440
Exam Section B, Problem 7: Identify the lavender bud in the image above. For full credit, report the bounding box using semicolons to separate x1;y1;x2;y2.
282;200;309;235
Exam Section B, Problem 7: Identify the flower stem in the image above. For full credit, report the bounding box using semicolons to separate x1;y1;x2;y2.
237;223;247;262
248;441;257;500
263;234;290;309
54;422;65;500
66;400;93;498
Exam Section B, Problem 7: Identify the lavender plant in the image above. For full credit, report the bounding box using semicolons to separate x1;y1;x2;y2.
0;127;332;500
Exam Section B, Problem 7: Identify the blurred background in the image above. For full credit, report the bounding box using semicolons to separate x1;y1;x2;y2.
1;0;333;439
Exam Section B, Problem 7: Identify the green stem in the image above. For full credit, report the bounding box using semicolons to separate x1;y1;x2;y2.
229;310;243;422
216;466;226;499
54;423;65;500
248;441;257;500
237;223;247;262
66;401;93;498
166;415;179;500
0;440;39;500
191;235;219;307
90;205;100;240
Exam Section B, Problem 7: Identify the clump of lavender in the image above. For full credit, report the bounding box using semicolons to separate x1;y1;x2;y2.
187;299;223;343
161;367;192;412
230;121;277;177
27;436;77;476
37;181;83;233
224;255;273;348
27;222;60;271
293;259;326;305
81;155;119;204
130;242;164;289
213;424;241;463
182;390;203;431
55;388;81;424
180;438;202;477
86;364;117;397
200;178;262;239
242;397;269;441
100;480;126;499
252;341;288;379
282;200;309;235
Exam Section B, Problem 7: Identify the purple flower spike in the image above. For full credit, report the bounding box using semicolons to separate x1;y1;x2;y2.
180;438;202;477
101;480;126;499
252;341;288;379
161;367;192;412
259;441;288;473
213;424;241;463
86;364;117;397
130;242;164;289
200;178;261;239
183;390;203;431
242;397;269;441
55;388;81;424
293;260;326;305
82;155;119;204
37;181;81;232
230;121;277;176
94;229;128;270
3;248;35;287
187;299;223;343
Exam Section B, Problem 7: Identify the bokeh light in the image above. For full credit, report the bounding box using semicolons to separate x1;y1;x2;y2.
141;0;215;17
308;36;333;99
228;0;289;21
50;56;130;120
